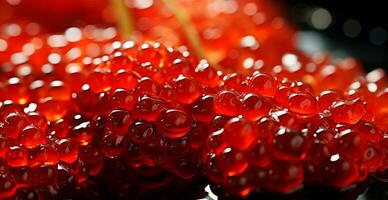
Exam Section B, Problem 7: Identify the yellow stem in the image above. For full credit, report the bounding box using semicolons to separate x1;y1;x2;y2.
110;0;134;40
161;0;208;61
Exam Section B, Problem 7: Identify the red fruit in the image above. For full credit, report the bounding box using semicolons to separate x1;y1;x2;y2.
223;117;258;150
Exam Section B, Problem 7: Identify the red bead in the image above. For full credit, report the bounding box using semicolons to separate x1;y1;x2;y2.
102;134;128;158
246;139;271;167
248;73;278;97
321;154;359;188
27;112;48;132
56;139;79;163
188;123;209;148
224;117;258;150
0;173;17;199
106;109;132;135
195;64;220;88
174;75;201;104
70;120;93;145
363;142;384;172
6;146;28;167
2;112;27;139
86;69;112;93
165;136;191;156
241;93;272;121
318;90;343;111
159;84;175;102
190;95;216;123
128;121;155;144
136;77;160;97
288;92;318;115
335;129;367;158
268;160;303;193
47;80;71;101
18;126;47;149
216;147;248;176
110;88;137;111
205;129;227;156
275;86;291;107
134;96;166;121
0;137;8;158
28;144;59;167
329;98;366;124
273;127;307;160
157;109;193;138
29;165;57;186
355;121;381;142
136;43;162;67
112;70;138;91
37;98;67;122
214;90;241;116
223;73;247;92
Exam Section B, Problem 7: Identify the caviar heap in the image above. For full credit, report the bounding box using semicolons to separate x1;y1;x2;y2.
2;0;295;72
0;23;388;199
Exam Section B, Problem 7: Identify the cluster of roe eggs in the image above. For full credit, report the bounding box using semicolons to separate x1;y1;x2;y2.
1;0;295;72
0;23;388;199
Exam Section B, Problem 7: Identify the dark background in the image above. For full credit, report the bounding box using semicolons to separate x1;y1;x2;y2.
281;0;388;71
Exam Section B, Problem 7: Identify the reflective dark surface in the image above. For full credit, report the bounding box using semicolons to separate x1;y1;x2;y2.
282;0;388;70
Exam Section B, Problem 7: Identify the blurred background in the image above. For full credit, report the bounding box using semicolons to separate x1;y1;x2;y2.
282;0;388;71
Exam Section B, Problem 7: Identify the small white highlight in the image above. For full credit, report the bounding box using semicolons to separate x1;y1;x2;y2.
330;154;340;162
48;53;61;64
65;27;82;42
